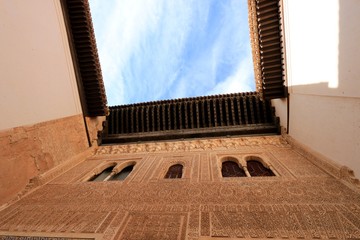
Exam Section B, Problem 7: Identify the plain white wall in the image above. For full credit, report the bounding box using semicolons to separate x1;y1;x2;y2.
0;0;82;130
273;0;360;177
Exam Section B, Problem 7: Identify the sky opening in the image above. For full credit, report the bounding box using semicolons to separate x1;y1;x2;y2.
89;0;255;106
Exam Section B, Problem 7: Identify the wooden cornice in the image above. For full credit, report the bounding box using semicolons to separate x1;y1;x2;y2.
62;0;108;116
249;0;286;99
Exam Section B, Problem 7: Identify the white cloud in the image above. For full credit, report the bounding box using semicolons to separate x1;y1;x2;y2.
89;0;255;105
207;56;254;95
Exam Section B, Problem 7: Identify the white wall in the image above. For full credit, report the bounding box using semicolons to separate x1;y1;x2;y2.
273;0;360;177
0;0;82;130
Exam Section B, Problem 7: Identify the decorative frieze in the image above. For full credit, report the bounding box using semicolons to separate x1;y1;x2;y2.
96;136;289;155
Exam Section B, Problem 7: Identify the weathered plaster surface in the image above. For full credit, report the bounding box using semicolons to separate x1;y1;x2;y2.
0;115;88;206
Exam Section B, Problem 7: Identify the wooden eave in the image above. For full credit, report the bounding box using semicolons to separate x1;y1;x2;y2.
248;0;286;99
62;0;108;117
101;92;280;144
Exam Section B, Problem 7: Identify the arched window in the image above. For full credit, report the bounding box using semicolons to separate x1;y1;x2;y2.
109;165;134;181
165;164;183;179
247;160;275;177
221;161;246;177
89;166;114;182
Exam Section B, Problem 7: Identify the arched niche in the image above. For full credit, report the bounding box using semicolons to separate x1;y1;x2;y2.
109;163;135;181
221;157;246;177
88;163;116;182
164;164;183;179
245;157;275;177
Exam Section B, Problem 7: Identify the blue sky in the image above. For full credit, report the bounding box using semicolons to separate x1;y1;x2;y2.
89;0;255;106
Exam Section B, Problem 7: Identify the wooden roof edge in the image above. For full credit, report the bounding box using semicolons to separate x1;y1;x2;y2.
248;0;263;97
109;91;261;109
62;0;108;117
249;0;286;100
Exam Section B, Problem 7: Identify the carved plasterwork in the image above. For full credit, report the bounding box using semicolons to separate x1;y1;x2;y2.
95;136;290;155
1;136;360;240
0;237;92;240
0;232;100;240
1;178;360;239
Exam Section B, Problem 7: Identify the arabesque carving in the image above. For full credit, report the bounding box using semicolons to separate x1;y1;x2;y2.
96;136;289;155
1;136;360;240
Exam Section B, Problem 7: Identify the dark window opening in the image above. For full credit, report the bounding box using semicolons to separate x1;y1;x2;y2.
165;164;183;179
221;161;246;177
247;160;275;177
89;166;114;182
109;165;134;181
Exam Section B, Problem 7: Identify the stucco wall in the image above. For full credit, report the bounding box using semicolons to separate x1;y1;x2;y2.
273;0;360;177
0;0;82;130
0;136;359;238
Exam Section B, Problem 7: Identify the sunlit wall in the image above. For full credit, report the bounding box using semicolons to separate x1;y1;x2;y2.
273;0;360;177
0;0;82;130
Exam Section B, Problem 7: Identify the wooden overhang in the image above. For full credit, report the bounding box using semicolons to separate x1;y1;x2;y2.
62;0;108;116
101;92;280;144
249;0;286;99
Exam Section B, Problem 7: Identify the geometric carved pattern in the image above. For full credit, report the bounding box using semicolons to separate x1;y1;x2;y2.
0;237;93;240
118;213;187;240
1;136;360;240
207;204;360;239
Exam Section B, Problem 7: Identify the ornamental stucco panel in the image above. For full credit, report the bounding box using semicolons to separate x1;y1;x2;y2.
1;136;360;240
